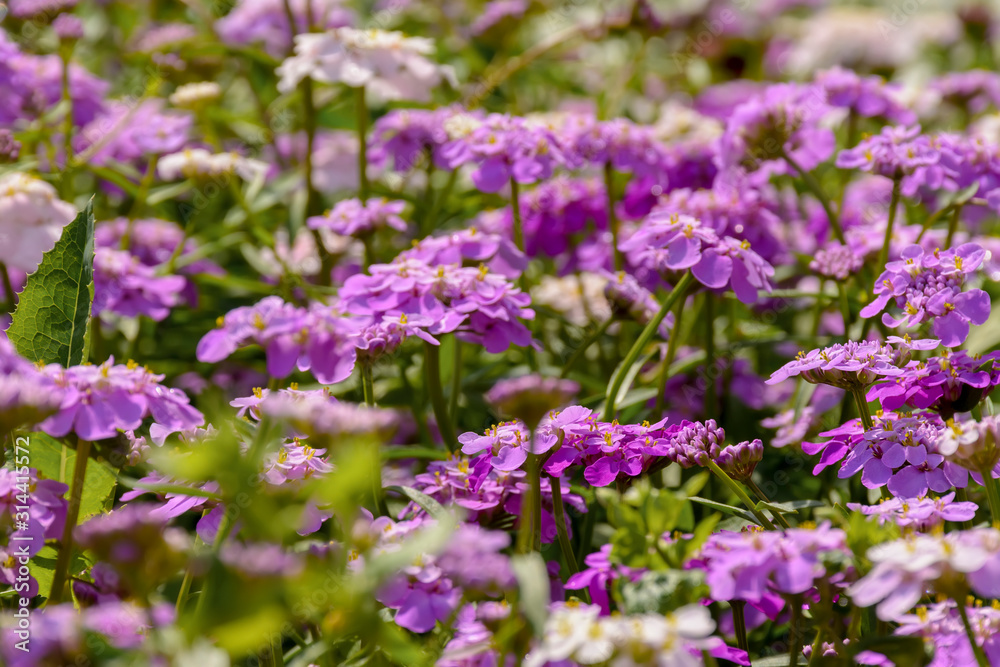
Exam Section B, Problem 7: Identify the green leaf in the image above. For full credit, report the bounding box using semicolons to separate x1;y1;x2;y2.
385;485;449;520
619;570;707;614
755;500;825;515
8;200;95;366
12;433;119;598
688;496;757;523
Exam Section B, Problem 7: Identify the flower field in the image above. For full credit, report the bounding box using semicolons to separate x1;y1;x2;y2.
3;0;1000;665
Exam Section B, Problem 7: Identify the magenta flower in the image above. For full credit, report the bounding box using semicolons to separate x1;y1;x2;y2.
767;337;939;390
565;544;646;614
196;297;361;384
814;67;916;124
848;492;977;532
691;523;852;619
399;227;526;279
866;349;1000;416
860;243;991;347
307;197;408;237
836;125;948;196
621;213;774;304
92;248;187;322
38;358;204;442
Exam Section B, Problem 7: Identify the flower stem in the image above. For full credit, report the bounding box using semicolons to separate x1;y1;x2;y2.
604;162;622;270
781;149;845;244
0;262;16;313
703;293;716;420
449;339;462;422
655;298;685;414
705;459;776;530
548;473;581;577
360;361;388;516
355;86;370;200
788;596;803;667
195;504;236;620
851;387;874;431
732;600;749;653
980;471;1000;527
517;453;541;553
425;341;457;452
509;177;525;254
746;477;791;529
560;318;613;379
50;439;91;603
946;203;964;248
958;602;990;667
876;175;902;274
603;272;694;421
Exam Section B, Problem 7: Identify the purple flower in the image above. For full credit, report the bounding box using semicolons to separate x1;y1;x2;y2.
938;415;1000;475
810;241;864;280
196;297;362;383
930;69;1000;115
806;412;970;497
436;524;515;593
0;337;65;432
307;197;408;237
469;0;527;35
866;349;1000;417
259;391;399;446
716;82;835;177
716;439;764;482
38;358;204;442
0;129;21;163
860;243;991;347
767;336;939;389
339;258;535;354
848;492;977;531
621;213;774;304
836;125;949;197
93;248;188;321
814;67;916;124
439;113;570;193
399;227;527;279
215;0;354;57
895;601;1000;667
368;107;463;173
691;523;851;619
848;528;1000;621
565;544;645;614
74;99;192;167
485;375;579;428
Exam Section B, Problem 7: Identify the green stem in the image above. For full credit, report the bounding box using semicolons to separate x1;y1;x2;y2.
548;473;581;578
560;318;613;379
356;86;369;200
746;477;791;529
981;471;1000;527
50;439;91;604
604;162;622;270
807;623;825;667
425;341;457;452
876;175;902;274
425;170;457;234
509;178;525;254
946;203;963;248
361;362;387;516
851;387;874;431
0;262;16;313
517;453;541;553
703;294;716;420
303;77;320;215
705;459;776;530
449;340;462;422
782;149;845;244
195;504;236;620
175;568;194;614
732;600;749;653
603;272;694;421
958;603;990;667
576;500;595;565
60;48;75;178
788;597;803;667
837;282;852;340
655;297;685;414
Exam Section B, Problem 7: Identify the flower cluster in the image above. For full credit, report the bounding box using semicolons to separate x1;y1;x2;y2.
860;243;991;347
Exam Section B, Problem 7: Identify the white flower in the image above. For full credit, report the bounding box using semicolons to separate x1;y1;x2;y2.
158;148;268;182
169;82;222;108
532;273;612;328
276;28;456;102
0;173;76;272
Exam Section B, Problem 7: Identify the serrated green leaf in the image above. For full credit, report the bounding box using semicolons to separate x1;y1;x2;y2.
8;200;95;367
